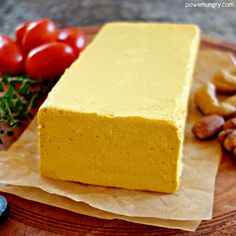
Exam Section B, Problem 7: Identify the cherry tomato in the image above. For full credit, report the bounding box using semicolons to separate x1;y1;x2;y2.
0;35;23;76
25;42;76;79
22;19;58;53
15;21;30;45
0;35;12;45
58;28;86;57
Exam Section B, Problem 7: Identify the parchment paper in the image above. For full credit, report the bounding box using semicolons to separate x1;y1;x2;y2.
0;185;200;231
0;51;233;230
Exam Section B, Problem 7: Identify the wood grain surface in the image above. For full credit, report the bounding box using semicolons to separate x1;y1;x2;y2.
0;25;236;236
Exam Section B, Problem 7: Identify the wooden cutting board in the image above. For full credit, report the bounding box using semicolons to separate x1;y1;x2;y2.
0;25;236;236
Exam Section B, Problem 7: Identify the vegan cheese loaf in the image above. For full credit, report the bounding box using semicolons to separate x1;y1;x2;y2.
38;22;200;193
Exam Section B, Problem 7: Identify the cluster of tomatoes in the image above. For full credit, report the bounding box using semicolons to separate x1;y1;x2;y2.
0;18;86;79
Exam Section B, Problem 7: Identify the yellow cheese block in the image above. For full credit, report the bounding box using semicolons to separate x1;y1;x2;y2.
38;22;200;193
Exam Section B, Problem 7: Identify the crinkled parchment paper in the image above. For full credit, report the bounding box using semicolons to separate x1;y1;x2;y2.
0;185;200;231
0;51;233;230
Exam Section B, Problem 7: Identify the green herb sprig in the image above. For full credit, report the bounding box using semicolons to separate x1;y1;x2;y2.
0;73;54;144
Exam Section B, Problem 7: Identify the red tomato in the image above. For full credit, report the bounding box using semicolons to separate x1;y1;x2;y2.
22;19;58;53
25;42;76;79
0;35;12;45
58;28;86;57
0;35;23;76
15;21;30;45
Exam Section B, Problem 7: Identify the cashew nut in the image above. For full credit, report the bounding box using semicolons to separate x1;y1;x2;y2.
224;94;236;107
212;66;236;93
194;82;236;117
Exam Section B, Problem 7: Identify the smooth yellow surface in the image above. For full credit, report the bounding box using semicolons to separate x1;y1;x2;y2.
38;22;200;193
